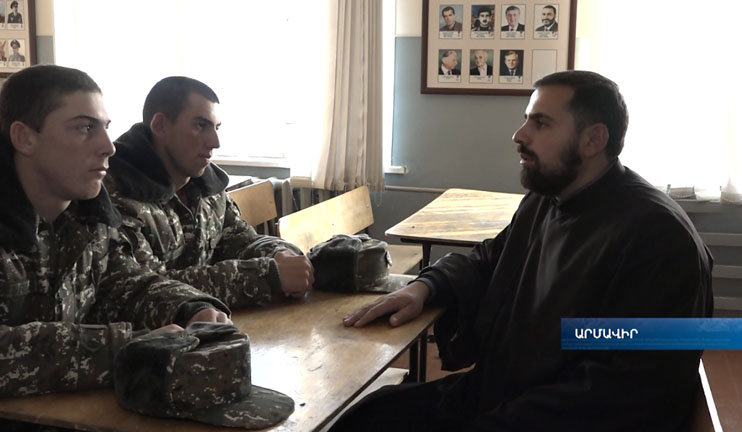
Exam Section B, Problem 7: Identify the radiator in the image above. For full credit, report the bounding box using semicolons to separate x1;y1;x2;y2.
226;175;318;217
267;177;298;216
681;201;742;313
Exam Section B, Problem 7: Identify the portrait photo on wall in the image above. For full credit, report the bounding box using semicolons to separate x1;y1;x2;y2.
499;49;524;84
501;4;526;39
470;5;495;39
469;48;494;83
6;0;23;29
0;2;5;29
439;4;463;39
438;48;462;83
534;3;558;39
6;38;25;66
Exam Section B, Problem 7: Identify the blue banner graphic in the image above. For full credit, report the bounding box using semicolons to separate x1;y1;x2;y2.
561;318;742;350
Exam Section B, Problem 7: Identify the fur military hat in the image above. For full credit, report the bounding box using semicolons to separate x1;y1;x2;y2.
113;322;294;429
308;233;392;293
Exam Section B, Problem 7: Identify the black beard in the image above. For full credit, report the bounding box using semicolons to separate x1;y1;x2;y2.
519;140;581;196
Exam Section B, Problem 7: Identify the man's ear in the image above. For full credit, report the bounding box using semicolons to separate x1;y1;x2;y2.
149;112;169;138
580;123;609;158
9;120;36;156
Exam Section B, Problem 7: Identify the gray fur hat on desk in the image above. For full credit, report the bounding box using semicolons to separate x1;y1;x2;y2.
308;233;392;293
113;322;294;429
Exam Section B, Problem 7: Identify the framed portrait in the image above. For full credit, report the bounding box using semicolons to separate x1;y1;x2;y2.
421;0;576;96
0;0;36;77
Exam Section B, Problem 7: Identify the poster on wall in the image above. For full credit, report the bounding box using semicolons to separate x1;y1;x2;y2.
421;0;576;96
0;0;36;77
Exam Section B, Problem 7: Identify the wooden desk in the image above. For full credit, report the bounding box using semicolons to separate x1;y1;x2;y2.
0;283;441;432
386;188;524;267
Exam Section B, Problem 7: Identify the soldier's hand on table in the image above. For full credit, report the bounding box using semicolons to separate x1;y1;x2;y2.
274;250;315;298
343;281;429;328
186;307;233;325
151;324;184;334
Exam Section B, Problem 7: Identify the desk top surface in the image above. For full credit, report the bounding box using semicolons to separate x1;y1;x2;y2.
385;188;524;246
0;283;440;432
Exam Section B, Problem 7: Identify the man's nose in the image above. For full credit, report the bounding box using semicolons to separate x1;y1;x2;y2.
100;131;115;157
512;123;528;145
207;130;220;149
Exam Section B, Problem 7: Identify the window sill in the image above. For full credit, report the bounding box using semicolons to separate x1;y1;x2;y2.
212;156;290;169
385;165;408;175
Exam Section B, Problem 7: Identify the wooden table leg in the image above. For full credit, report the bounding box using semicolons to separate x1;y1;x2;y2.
422;243;432;268
409;339;420;382
419;334;427;382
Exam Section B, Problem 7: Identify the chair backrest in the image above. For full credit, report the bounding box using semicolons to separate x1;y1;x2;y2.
228;180;278;227
277;186;375;253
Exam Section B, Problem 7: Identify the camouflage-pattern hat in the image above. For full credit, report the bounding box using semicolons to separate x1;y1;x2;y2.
308;233;391;293
113;323;294;429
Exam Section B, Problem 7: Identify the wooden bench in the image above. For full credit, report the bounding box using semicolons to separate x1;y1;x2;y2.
689;360;722;432
228;180;278;235
277;185;423;275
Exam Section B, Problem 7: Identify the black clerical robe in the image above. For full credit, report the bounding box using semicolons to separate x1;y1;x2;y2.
417;161;713;431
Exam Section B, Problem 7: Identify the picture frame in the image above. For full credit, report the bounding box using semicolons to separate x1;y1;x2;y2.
421;0;576;96
0;0;36;78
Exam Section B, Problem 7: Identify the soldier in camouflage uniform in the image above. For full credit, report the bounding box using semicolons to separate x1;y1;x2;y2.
0;65;232;413
103;76;314;308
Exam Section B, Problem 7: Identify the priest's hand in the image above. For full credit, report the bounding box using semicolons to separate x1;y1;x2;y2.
343;281;429;328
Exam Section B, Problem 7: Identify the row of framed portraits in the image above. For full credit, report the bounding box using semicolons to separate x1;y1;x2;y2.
438;3;561;40
437;48;557;87
422;0;576;95
0;0;33;77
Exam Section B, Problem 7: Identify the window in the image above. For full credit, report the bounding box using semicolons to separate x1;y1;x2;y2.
577;1;739;193
54;1;339;173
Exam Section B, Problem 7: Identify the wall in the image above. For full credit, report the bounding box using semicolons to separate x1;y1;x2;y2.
34;0;54;63
367;0;529;263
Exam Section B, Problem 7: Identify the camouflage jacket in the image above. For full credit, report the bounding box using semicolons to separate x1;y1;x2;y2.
0;153;229;398
105;123;303;307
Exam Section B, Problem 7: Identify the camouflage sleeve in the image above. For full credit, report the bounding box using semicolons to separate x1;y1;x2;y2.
164;258;281;308
92;226;230;330
0;321;131;397
162;195;304;308
215;194;303;260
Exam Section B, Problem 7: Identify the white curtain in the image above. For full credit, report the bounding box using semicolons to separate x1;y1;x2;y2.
312;0;385;192
577;0;742;203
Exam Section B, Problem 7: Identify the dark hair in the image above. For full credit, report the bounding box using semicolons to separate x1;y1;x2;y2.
10;39;19;49
543;5;557;14
0;65;101;149
534;70;629;158
506;5;521;14
142;76;219;126
10;1;18;9
477;7;491;16
441;6;454;16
